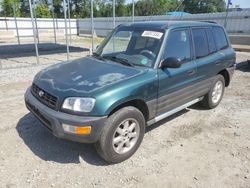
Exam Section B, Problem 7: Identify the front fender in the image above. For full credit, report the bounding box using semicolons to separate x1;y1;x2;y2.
92;69;158;116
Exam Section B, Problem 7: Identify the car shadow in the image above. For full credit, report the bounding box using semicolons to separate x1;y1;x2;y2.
236;60;250;72
16;113;108;166
0;43;89;59
17;109;189;165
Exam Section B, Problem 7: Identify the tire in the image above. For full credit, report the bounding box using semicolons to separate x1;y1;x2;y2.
95;106;145;163
200;75;225;109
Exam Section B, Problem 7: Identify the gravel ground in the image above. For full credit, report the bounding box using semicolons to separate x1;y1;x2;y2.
0;36;101;69
0;52;250;188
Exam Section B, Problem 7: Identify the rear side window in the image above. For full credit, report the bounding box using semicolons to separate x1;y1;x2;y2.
164;29;191;62
212;27;229;50
206;28;217;53
192;28;209;59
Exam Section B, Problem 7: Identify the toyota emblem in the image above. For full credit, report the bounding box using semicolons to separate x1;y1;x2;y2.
38;90;44;97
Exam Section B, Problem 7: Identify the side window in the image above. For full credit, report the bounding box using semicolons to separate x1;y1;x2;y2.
206;28;217;53
212;27;229;50
164;29;191;62
192;28;209;59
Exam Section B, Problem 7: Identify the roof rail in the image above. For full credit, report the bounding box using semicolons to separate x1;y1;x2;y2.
200;21;218;24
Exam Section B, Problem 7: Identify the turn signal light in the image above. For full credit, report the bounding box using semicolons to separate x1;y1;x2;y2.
62;124;92;135
76;126;92;135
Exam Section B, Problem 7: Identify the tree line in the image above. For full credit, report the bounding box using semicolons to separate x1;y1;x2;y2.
0;0;226;18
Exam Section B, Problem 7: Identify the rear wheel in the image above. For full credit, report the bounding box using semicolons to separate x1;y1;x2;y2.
201;75;225;109
95;106;145;163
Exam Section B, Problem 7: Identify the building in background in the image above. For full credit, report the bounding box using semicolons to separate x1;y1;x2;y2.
166;11;191;16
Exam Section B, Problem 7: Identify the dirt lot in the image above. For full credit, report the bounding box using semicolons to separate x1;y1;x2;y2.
0;52;250;188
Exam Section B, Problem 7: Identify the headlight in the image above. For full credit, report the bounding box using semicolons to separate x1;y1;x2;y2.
62;97;95;112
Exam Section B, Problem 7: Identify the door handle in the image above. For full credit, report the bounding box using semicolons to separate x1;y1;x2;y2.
187;69;195;76
215;60;221;65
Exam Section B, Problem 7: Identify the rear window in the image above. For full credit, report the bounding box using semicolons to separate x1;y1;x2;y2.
192;28;209;59
212;27;229;50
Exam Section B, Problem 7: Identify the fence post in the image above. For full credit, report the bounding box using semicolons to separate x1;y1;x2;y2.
224;0;230;29
51;0;57;44
63;0;70;60
5;16;8;30
91;0;94;51
33;0;40;44
12;0;20;45
113;0;115;28
67;0;72;44
28;0;40;65
132;0;135;22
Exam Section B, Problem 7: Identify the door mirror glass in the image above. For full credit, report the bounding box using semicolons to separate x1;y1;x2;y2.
161;57;181;69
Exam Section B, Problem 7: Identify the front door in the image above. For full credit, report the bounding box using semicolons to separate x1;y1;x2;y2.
157;28;198;116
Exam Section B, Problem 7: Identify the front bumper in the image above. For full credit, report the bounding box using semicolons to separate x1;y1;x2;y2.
24;87;107;143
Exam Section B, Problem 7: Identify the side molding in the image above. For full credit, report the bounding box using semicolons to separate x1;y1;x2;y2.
147;97;203;126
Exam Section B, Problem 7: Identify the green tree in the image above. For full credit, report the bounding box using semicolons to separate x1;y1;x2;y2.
20;0;30;17
53;0;63;18
135;0;179;16
1;0;21;17
182;0;226;14
36;3;52;18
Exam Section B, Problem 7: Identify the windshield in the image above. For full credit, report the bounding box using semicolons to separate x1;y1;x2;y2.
94;27;165;68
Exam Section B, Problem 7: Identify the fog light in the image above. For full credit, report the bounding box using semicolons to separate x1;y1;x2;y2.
62;124;91;135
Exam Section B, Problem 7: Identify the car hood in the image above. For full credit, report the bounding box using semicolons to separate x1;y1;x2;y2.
33;56;147;96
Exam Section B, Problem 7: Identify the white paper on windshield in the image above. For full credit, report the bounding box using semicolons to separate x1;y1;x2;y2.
141;31;163;39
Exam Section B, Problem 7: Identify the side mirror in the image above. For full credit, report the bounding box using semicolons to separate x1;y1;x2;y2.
161;57;181;69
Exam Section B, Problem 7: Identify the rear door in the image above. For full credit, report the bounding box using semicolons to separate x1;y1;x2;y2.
192;27;221;81
212;26;235;69
157;28;198;116
192;27;224;97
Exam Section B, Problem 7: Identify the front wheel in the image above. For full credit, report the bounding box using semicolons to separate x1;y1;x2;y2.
95;106;145;163
201;75;225;109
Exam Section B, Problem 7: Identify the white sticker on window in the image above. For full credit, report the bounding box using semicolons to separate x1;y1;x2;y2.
141;31;163;39
181;31;187;42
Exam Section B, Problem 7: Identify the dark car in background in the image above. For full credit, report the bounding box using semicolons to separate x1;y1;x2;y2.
25;21;236;163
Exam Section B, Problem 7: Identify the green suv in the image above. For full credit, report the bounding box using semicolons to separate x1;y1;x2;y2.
25;21;236;163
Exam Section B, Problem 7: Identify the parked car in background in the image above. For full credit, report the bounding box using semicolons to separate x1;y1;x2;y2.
25;21;236;163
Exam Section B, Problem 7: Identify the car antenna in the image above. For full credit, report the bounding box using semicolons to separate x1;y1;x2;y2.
168;0;185;22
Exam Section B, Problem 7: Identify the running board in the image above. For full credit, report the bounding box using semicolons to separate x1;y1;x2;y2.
147;97;203;126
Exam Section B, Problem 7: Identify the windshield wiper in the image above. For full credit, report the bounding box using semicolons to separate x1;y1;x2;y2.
92;52;105;61
102;55;134;67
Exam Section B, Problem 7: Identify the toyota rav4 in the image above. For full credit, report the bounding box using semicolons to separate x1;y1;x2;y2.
25;21;236;163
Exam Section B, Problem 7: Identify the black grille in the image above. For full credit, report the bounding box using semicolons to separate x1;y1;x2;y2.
32;84;58;110
26;101;52;131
